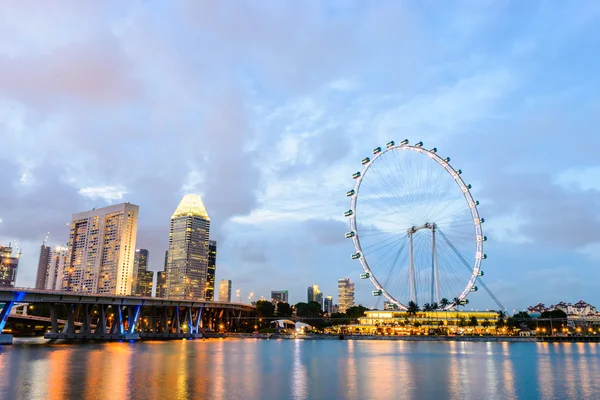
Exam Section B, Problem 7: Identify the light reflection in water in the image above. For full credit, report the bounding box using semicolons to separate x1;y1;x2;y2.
291;339;308;399
344;340;358;400
536;343;554;400
500;342;515;399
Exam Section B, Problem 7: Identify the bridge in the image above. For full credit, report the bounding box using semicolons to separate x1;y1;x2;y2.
0;288;255;344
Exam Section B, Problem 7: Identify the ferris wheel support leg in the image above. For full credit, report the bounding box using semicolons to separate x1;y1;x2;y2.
432;226;440;304
409;232;416;304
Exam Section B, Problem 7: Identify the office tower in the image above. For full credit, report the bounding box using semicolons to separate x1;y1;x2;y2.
0;245;20;287
156;271;167;298
271;290;289;304
324;296;333;314
133;249;154;297
338;278;355;313
165;194;210;299
307;284;323;305
44;246;69;291
35;244;51;289
62;203;139;295
219;279;232;302
205;240;217;300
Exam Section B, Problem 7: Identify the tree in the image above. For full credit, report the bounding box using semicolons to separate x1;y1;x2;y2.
482;319;491;329
452;297;461;310
255;300;275;318
346;305;369;319
295;302;322;318
440;298;450;309
276;302;292;317
423;303;432;312
407;301;419;317
469;316;478;328
431;302;439;311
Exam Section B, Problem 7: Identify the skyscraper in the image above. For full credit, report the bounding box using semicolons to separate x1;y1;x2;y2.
338;278;355;313
219;279;231;302
62;203;139;295
205;240;217;300
156;271;167;298
0;245;19;287
35;244;51;289
271;290;288;304
307;284;323;305
44;246;69;291
133;249;154;297
165;194;210;299
324;296;333;315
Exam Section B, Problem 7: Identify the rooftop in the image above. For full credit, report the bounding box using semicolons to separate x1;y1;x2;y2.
172;194;210;220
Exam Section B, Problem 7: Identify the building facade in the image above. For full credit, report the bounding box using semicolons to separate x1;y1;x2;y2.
219;279;232;302
133;249;154;297
44;246;69;291
62;203;139;295
0;245;19;287
307;284;323;305
35;244;51;289
324;296;333;315
271;290;289;304
156;271;167;298
205;240;217;300
165;194;210;299
338;278;355;313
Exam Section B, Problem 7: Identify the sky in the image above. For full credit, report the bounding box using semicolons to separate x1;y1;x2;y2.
0;0;599;312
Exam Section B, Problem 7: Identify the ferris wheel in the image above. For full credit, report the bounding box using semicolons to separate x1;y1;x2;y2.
345;140;486;310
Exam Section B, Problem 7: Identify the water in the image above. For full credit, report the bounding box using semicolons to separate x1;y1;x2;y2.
1;338;600;399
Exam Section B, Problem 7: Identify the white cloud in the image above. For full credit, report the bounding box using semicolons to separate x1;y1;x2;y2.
78;185;128;203
554;166;600;192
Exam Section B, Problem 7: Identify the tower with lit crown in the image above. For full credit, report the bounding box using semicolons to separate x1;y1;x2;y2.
165;194;210;299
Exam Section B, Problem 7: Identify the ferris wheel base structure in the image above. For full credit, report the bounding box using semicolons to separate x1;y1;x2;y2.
345;140;487;311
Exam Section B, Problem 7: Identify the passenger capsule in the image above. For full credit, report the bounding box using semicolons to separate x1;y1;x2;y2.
478;271;484;276
400;139;409;145
346;189;355;197
430;147;437;153
352;171;361;179
414;141;423;147
344;210;353;217
482;236;487;241
372;290;383;296
345;231;355;238
373;147;382;155
386;141;395;148
361;157;370;165
455;169;462;175
444;157;450;162
474;200;480;206
351;252;361;260
360;273;370;279
480;218;485;223
482;254;487;259
470;286;478;292
466;184;472;189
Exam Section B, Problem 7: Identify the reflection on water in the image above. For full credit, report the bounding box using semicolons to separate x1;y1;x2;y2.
2;338;600;400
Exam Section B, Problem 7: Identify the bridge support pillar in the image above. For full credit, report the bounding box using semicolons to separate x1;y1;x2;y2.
62;304;76;336
0;300;15;333
49;304;59;334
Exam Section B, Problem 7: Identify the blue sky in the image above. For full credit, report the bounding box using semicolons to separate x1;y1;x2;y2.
0;1;599;312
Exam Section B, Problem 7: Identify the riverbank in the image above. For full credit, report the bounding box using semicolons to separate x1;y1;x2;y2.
226;333;538;342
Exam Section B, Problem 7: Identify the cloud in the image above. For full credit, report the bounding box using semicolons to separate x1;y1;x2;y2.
79;186;129;203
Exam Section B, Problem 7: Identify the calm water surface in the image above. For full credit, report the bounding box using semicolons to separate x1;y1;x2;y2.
1;338;600;399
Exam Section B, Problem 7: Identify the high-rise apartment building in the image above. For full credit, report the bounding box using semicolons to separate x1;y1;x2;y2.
338;278;355;313
271;290;289;304
307;284;323;305
62;203;139;295
156;271;167;298
0;245;19;287
324;296;333;314
219;279;232;302
133;249;154;297
205;240;217;301
44;246;69;291
35;244;51;289
165;194;210;299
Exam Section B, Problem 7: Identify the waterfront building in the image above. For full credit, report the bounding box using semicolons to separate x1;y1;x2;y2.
0;245;20;287
307;285;323;305
338;278;355;313
219;279;232;302
156;271;167;298
44;246;69;291
205;240;217;300
35;244;51;289
348;310;499;335
61;203;139;295
133;249;154;297
528;300;600;320
324;296;333;315
165;194;210;299
271;290;289;304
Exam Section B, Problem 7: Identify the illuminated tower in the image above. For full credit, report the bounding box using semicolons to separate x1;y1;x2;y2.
0;245;20;287
307;284;323;305
338;278;355;313
219;279;232;302
165;194;210;299
62;203;139;295
205;240;217;300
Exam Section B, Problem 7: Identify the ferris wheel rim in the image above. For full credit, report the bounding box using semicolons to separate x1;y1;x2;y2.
348;143;484;311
